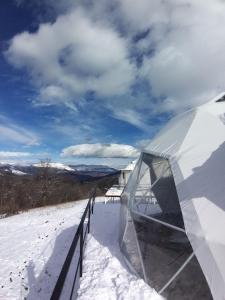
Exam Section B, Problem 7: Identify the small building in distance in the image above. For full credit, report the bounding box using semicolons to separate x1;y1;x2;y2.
105;160;137;203
118;160;137;187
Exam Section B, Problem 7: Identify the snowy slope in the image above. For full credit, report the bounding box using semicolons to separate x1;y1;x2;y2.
77;201;163;300
0;198;163;300
0;200;87;300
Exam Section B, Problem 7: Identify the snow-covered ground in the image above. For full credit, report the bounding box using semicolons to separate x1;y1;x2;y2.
77;201;163;300
105;185;123;203
0;199;88;300
0;197;163;300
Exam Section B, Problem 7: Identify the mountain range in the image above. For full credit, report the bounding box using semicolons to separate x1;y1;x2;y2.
0;162;120;182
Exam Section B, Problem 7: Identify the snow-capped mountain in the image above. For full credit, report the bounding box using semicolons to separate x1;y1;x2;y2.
0;162;119;181
0;164;27;176
11;169;27;175
33;162;75;172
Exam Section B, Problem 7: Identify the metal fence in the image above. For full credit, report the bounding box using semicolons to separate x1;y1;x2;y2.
50;189;96;300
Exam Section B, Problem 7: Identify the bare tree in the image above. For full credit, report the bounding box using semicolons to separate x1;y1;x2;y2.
38;158;53;206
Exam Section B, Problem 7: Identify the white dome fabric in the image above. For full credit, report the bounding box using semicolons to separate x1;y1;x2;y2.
120;94;225;299
148;98;225;299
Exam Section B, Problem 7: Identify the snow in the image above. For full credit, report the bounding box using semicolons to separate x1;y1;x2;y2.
77;200;163;300
0;197;163;300
33;162;75;171
105;185;124;198
11;169;27;175
0;199;87;299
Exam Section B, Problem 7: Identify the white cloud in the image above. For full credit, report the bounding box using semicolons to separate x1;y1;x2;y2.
0;151;32;158
85;0;225;113
34;85;78;111
112;108;150;131
0;153;50;165
117;0;168;32
61;143;139;158
60;157;135;169
8;0;225;134
0;115;40;146
133;0;225;111
6;8;135;108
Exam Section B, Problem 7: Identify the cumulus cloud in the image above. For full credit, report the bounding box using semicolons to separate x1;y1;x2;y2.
7;0;225;132
61;143;139;158
133;0;225;111
92;0;225;112
0;115;40;146
6;8;135;108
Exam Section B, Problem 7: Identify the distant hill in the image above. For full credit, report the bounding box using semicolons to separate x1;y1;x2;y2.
0;162;120;216
0;162;119;182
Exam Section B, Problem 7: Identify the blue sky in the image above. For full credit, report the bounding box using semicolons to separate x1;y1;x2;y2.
0;0;225;166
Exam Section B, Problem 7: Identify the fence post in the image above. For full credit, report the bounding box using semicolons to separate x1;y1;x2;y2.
80;224;83;277
92;190;95;214
91;196;94;214
88;201;91;233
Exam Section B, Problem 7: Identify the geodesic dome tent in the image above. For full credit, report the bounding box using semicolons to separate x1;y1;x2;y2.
120;93;225;300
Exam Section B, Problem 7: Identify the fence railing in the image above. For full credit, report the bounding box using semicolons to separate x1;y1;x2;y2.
50;189;96;300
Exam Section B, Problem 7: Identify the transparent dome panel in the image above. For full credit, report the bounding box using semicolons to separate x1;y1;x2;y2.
131;153;184;229
162;255;212;300
132;213;192;291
